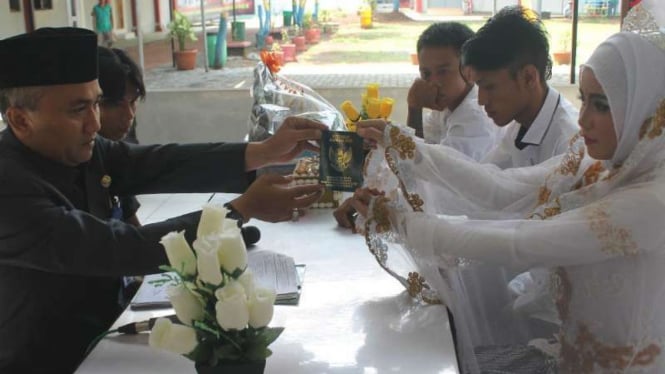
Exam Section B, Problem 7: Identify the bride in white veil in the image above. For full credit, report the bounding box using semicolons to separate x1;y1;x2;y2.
355;3;665;373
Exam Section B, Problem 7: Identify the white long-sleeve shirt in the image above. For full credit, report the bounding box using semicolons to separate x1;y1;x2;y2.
423;85;499;162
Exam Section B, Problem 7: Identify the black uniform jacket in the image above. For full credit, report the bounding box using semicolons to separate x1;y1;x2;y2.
0;129;254;373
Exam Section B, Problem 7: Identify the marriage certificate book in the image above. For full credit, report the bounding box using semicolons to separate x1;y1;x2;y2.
319;131;364;192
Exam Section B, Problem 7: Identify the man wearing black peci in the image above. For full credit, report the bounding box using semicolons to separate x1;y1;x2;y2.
0;27;324;373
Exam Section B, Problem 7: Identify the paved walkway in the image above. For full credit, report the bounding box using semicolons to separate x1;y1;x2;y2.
143;59;574;90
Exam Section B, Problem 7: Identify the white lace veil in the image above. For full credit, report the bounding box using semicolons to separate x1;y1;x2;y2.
361;3;665;373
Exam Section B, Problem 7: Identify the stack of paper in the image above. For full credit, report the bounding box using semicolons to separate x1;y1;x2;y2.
247;250;302;304
130;250;303;310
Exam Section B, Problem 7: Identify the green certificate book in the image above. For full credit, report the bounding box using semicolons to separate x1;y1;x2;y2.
319;131;364;192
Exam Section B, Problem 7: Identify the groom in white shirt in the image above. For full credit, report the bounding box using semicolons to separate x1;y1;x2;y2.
334;22;497;229
462;8;579;168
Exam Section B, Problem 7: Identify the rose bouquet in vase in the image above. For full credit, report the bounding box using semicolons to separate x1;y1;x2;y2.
149;203;282;374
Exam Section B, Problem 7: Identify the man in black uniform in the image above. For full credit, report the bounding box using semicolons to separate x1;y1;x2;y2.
0;28;325;373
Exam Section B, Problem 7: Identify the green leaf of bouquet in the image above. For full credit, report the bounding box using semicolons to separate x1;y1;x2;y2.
184;340;213;364
228;267;245;279
214;345;241;361
193;320;221;339
243;344;270;361
262;327;285;346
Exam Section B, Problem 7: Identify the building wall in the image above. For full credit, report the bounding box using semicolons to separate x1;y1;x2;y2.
137;0;157;33
33;4;70;28
469;0;567;14
0;5;25;37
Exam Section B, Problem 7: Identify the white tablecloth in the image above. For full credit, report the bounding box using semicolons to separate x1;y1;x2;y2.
76;194;459;374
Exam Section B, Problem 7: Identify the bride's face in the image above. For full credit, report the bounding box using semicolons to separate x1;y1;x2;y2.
578;68;617;160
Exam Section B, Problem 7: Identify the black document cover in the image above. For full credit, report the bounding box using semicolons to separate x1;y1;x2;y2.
319;131;364;192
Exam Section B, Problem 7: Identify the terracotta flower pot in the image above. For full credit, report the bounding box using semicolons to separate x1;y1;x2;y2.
553;51;572;65
293;36;306;52
305;28;320;44
281;43;297;62
174;49;198;70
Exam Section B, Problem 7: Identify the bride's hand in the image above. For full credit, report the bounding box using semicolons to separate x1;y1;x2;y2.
356;120;388;147
350;188;384;218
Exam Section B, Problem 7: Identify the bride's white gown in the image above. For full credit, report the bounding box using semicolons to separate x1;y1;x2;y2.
361;26;665;373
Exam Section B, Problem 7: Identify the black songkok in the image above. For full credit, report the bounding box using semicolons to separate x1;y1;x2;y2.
0;27;98;89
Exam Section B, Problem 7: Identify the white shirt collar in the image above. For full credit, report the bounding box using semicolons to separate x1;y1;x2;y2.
518;87;561;146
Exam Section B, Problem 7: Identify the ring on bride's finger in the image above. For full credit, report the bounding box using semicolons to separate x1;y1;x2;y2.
291;208;300;222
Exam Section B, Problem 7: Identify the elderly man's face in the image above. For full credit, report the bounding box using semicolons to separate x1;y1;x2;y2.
11;81;102;166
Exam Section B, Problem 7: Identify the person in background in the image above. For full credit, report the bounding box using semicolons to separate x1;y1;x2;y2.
406;22;497;159
98;47;145;227
97;46;147;303
92;0;114;47
0;27;325;373
334;21;497;230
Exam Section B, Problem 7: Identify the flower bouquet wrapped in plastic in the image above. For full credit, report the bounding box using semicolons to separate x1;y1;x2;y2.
247;51;347;142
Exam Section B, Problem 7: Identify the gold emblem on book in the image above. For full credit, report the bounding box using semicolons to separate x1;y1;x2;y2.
329;142;353;172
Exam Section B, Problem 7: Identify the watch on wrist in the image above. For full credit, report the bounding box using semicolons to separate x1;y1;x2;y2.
224;203;245;226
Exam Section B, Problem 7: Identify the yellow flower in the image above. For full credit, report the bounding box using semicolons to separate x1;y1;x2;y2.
380;97;394;119
366;83;379;99
367;97;381;119
341;100;360;122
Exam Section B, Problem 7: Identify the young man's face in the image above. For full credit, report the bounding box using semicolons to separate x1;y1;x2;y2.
99;80;138;141
418;46;469;110
467;67;530;127
12;81;102;166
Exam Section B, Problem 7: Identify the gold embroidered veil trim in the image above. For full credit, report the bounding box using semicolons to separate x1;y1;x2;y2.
363;125;440;305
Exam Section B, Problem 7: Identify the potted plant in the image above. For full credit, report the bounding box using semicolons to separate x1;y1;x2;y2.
553;31;572;65
319;10;339;35
149;203;283;374
280;30;297;62
168;10;198;70
291;25;307;52
302;13;320;44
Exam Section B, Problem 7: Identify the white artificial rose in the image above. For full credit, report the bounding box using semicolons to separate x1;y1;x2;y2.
160;231;196;276
222;218;240;232
149;318;198;355
214;280;247;301
237;270;255;297
193;236;223;285
248;287;276;328
217;228;247;274
167;284;204;326
215;282;249;330
197;203;228;238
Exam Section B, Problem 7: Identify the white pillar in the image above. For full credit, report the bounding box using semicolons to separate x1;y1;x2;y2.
200;0;209;72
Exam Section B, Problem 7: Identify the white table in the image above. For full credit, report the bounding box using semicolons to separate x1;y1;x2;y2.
76;193;459;374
